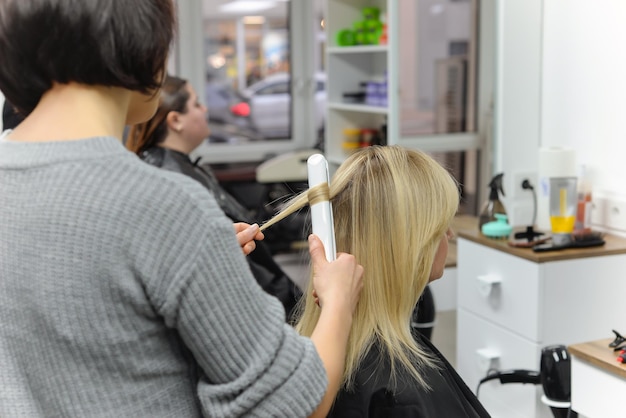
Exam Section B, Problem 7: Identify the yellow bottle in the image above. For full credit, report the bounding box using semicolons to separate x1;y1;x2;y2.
550;215;576;233
549;177;577;245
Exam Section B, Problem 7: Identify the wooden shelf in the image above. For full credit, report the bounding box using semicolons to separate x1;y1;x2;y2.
569;338;626;380
327;45;388;54
457;227;626;263
327;102;389;114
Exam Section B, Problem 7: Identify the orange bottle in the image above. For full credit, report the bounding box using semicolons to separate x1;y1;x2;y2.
574;165;592;235
379;12;388;45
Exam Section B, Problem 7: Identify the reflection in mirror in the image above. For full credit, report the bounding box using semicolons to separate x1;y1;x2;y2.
203;1;293;144
399;0;477;136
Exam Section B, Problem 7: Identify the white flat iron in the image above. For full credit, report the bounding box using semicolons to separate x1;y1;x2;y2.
307;154;337;261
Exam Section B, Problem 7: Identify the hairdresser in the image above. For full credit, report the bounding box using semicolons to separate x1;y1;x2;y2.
126;74;302;320
0;1;363;416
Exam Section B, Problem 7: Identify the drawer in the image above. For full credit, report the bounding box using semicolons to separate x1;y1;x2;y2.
458;239;541;341
456;309;553;418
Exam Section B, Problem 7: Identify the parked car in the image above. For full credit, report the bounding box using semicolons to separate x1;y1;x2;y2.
205;79;264;143
230;72;326;139
205;80;247;125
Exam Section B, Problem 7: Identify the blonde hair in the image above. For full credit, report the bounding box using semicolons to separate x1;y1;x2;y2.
262;145;460;389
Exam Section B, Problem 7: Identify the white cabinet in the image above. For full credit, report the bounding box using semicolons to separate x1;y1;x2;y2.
569;340;626;418
456;233;626;418
325;0;398;164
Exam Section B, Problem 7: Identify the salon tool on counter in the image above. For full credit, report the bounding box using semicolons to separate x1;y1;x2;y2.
607;331;626;364
307;154;336;261
532;231;605;252
478;173;507;231
603;330;626;364
509;234;551;248
609;329;626;348
481;213;512;240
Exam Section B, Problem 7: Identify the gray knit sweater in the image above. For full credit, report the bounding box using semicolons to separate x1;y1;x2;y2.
0;134;326;417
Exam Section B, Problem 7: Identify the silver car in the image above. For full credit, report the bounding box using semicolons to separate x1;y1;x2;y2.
232;72;326;139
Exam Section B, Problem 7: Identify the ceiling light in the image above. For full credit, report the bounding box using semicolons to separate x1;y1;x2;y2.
243;15;266;25
207;54;226;69
219;1;277;14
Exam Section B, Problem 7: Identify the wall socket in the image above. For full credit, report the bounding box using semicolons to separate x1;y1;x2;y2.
590;196;626;232
512;172;538;199
591;197;606;227
605;197;626;232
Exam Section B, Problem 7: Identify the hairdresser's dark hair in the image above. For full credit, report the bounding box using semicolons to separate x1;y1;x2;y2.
126;75;188;155
0;0;175;115
2;100;25;130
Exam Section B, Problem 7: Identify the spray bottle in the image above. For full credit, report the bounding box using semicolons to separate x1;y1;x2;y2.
479;173;507;231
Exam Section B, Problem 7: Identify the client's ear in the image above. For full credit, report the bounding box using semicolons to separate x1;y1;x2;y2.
166;111;183;133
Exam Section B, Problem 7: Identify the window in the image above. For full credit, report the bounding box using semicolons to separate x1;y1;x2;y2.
398;0;478;136
203;2;291;145
396;0;485;213
175;0;326;162
175;0;493;213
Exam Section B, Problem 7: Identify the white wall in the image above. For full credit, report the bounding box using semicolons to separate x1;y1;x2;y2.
493;0;543;227
495;0;626;233
542;0;626;197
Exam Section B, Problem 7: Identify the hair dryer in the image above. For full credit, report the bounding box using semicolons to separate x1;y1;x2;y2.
476;345;577;418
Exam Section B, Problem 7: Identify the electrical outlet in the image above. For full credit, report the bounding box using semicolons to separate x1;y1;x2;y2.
605;197;626;232
475;348;500;374
590;197;607;227
512;172;538;199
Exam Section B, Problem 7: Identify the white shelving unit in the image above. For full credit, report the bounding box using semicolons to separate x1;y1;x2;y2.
325;0;398;165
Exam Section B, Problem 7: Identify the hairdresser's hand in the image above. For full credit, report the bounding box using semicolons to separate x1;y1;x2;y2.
308;234;364;314
233;223;264;255
307;234;364;418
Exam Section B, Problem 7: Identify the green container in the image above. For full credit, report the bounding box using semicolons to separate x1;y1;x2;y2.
363;19;382;44
481;213;513;239
353;21;366;45
336;29;355;46
362;7;380;21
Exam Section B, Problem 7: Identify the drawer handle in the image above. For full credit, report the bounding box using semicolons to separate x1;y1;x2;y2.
475;274;501;297
476;347;500;373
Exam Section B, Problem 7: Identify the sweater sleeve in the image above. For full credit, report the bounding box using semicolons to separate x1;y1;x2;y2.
140;184;327;417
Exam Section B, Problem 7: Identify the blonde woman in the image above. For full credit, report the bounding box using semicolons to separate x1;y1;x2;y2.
262;146;490;417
